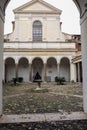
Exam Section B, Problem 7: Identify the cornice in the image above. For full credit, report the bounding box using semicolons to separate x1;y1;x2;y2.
4;48;77;52
13;0;62;15
72;55;82;63
15;11;60;15
4;41;75;43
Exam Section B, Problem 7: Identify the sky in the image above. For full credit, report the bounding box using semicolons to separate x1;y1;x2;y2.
4;0;81;34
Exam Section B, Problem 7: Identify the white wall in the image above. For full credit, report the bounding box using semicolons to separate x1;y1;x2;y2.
6;64;15;82
46;58;57;81
46;66;57;81
18;65;29;82
60;58;70;81
18;59;29;82
8;13;65;42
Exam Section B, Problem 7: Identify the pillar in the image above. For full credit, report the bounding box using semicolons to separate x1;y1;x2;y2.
76;63;78;82
3;61;5;83
57;63;60;77
77;62;80;82
0;10;4;115
29;64;32;82
43;63;46;82
5;62;7;83
81;11;87;112
15;64;18;79
80;62;82;82
70;63;76;82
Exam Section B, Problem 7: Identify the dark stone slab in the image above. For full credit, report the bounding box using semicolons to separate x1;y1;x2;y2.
0;120;87;130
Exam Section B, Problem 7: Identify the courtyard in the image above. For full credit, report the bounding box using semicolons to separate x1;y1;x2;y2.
3;82;83;115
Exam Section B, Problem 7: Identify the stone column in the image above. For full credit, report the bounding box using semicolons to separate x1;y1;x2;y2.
0;10;4;115
43;63;46;82
3;61;5;83
81;11;87;112
5;63;6;83
77;62;80;82
80;62;82;82
29;64;32;82
15;64;18;79
70;63;76;82
76;63;78;82
57;63;60;77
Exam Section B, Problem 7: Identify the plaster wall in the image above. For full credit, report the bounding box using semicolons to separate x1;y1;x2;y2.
8;14;64;42
18;64;29;82
6;64;15;81
60;59;70;81
46;66;57;81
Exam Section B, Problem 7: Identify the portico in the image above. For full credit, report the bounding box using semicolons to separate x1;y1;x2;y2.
4;56;72;83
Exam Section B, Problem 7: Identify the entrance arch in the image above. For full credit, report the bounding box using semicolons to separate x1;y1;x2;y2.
0;0;87;114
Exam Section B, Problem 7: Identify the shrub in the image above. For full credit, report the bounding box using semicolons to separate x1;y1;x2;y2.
12;78;17;85
17;77;23;83
12;77;23;85
55;76;65;85
55;76;59;85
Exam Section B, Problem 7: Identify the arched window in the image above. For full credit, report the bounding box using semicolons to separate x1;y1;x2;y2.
33;21;42;42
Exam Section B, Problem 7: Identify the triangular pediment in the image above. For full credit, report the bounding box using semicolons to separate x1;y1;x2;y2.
14;0;62;14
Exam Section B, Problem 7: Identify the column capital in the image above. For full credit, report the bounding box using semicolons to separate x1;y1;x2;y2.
29;62;32;65
43;62;46;64
57;62;60;65
15;58;19;64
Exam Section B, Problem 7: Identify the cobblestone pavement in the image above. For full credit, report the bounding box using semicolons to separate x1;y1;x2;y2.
1;83;85;129
0;120;87;130
3;82;83;114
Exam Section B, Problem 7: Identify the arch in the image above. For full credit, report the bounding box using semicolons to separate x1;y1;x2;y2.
5;57;15;82
2;0;87;113
31;57;44;64
18;57;29;82
18;57;29;64
73;0;82;14
5;57;15;63
32;20;42;42
46;57;57;82
32;57;43;81
4;57;15;63
59;56;71;64
60;57;70;81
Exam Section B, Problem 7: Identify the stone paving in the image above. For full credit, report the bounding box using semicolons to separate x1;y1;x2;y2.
0;83;87;129
0;112;87;130
3;82;83;114
0;112;87;123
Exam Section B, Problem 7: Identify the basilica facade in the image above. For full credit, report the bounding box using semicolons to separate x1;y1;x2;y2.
4;0;80;83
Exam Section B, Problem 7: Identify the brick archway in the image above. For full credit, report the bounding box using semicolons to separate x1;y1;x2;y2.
0;0;87;114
